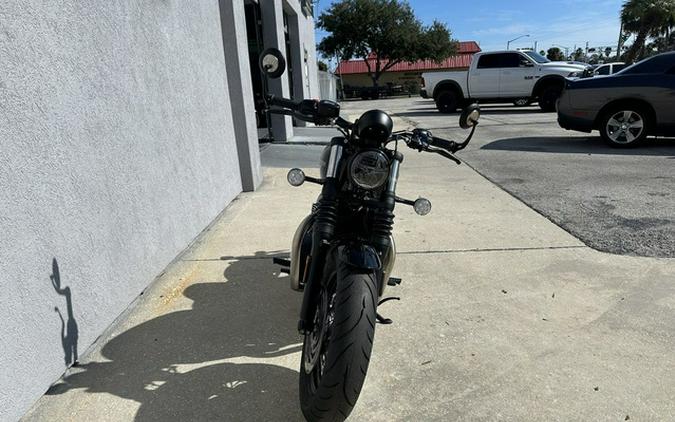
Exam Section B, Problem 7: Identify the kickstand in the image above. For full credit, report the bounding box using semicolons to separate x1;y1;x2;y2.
376;297;400;325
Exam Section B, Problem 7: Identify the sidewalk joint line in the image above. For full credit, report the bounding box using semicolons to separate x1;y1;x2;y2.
183;246;587;262
397;245;588;255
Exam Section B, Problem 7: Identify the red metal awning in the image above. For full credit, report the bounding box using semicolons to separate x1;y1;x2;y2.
336;41;480;75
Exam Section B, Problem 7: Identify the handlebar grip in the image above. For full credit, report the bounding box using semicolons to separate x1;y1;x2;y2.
430;136;458;152
268;95;300;110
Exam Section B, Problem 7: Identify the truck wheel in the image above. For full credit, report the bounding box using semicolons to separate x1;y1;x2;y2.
436;91;459;113
538;86;562;112
599;107;649;148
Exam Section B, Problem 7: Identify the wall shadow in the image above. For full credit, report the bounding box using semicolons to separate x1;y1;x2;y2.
45;252;304;421
50;258;79;367
481;136;675;156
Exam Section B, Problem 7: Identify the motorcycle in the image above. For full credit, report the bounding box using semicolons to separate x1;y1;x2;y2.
259;48;480;421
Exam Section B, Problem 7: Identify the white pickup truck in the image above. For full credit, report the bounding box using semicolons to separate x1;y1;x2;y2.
421;50;591;112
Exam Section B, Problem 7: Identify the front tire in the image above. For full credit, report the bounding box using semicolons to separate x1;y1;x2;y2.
599;108;649;147
300;254;379;422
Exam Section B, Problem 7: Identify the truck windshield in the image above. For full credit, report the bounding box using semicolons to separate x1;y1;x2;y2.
523;51;550;64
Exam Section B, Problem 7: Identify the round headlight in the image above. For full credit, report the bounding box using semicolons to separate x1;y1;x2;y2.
349;150;390;190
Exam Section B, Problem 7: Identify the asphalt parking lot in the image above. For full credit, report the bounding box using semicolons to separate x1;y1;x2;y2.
348;97;675;258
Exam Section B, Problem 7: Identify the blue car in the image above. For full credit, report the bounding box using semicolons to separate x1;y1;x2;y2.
558;52;675;147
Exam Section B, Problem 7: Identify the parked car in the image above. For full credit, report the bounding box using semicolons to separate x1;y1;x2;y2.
421;50;590;113
557;52;675;147
592;62;628;76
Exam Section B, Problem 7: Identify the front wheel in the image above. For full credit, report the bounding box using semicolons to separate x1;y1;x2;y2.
599;108;649;147
299;254;379;422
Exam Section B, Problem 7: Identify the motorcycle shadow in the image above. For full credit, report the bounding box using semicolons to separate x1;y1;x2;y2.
46;251;304;421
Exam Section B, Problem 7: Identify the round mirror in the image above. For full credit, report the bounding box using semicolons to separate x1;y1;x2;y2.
459;104;481;129
259;48;286;79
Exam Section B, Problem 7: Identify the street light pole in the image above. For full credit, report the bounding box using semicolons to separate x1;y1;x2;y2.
507;34;530;50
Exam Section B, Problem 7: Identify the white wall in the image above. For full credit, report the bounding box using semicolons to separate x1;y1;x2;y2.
0;1;246;420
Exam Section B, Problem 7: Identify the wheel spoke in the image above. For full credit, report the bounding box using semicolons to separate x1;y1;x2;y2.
608;118;622;128
629;120;643;129
623;111;633;122
625;130;636;142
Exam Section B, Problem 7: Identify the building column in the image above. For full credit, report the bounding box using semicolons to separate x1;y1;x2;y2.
218;0;263;191
284;7;307;127
260;0;293;141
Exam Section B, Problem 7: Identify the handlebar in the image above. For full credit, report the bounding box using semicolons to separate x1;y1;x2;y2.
265;95;351;129
429;136;458;152
267;95;301;111
395;124;477;165
265;95;475;157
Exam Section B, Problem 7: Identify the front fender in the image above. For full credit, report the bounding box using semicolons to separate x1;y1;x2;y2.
339;243;382;271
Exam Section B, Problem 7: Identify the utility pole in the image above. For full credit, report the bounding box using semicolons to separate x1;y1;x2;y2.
585;41;589;59
534;41;538;52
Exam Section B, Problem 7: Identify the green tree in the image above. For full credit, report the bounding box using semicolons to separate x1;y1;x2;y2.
621;0;675;63
604;47;613;58
588;53;602;64
539;50;546;56
318;61;329;72
546;47;565;61
649;31;675;52
317;0;458;88
573;48;585;61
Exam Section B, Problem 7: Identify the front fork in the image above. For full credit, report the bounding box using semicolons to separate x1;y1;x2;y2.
298;144;403;334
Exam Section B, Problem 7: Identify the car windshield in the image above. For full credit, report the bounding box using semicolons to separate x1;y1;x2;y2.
523;51;550;64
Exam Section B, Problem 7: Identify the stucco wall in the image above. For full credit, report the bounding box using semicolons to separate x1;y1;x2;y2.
0;1;243;420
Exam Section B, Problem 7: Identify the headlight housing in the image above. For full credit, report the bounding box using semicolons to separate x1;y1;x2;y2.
349;150;390;190
568;71;580;77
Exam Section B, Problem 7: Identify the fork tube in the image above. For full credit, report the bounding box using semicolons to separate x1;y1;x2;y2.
387;158;401;193
298;138;344;333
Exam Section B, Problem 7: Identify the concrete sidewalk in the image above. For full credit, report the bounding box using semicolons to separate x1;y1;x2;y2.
24;121;675;421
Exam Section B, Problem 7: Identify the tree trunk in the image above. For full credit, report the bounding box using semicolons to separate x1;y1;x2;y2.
370;75;380;99
626;30;648;63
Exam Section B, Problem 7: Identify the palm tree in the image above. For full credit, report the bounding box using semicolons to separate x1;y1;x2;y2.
621;0;675;62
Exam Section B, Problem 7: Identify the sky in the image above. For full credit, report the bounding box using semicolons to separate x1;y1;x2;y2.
314;0;626;59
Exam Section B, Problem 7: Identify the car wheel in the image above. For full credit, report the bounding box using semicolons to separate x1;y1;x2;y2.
436;91;459;113
599;108;649;147
513;98;531;107
538;86;562;112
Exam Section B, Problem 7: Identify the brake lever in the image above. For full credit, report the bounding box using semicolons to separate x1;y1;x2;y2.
428;147;461;165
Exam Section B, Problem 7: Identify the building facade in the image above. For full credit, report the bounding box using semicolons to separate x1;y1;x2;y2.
336;41;480;96
0;1;317;420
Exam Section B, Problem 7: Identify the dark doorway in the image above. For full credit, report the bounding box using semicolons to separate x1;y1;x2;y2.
283;11;295;100
244;0;265;127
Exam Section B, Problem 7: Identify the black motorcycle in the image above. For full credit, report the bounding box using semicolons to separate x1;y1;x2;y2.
259;49;480;421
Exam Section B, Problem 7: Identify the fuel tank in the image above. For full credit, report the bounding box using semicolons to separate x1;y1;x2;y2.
290;213;396;296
